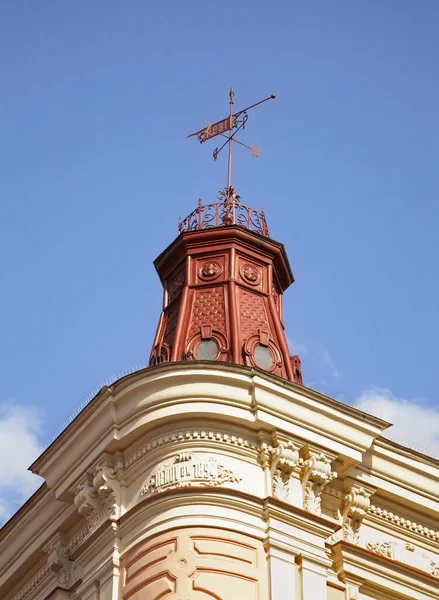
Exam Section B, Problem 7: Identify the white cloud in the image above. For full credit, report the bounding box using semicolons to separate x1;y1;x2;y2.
354;388;439;459
320;344;340;380
0;404;44;524
286;338;308;356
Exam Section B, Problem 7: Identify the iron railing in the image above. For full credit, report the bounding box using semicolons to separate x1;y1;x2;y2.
178;188;269;237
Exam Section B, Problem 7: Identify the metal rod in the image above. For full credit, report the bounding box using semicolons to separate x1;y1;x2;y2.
233;93;275;119
219;133;253;151
214;120;246;159
227;88;234;221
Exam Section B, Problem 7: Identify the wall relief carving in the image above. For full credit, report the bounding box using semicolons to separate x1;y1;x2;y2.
138;453;242;500
240;262;262;286
199;260;223;281
365;539;439;578
122;527;268;600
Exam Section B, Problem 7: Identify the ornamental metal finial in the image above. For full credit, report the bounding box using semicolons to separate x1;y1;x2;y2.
187;89;276;209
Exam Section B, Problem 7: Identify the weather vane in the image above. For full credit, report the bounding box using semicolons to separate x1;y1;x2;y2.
187;89;276;201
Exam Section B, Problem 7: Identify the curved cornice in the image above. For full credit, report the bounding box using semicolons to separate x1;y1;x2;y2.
30;362;390;487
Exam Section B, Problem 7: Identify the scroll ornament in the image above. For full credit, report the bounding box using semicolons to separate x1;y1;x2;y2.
301;452;337;515
342;486;372;543
259;441;299;502
43;533;83;588
74;453;123;529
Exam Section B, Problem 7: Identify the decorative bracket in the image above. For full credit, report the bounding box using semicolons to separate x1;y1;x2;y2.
73;452;124;526
341;479;375;543
299;446;337;515
42;533;83;589
259;440;300;502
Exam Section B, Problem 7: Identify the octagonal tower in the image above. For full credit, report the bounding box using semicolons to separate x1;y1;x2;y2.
149;188;303;384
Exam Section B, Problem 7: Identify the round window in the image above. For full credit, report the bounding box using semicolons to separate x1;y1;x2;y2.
196;339;219;360
253;344;274;370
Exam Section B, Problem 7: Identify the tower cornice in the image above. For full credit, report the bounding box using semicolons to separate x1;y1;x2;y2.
154;225;294;290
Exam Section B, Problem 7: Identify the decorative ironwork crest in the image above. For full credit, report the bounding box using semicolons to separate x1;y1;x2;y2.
178;188;269;237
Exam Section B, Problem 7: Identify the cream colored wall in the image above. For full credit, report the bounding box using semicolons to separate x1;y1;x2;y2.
327;585;345;600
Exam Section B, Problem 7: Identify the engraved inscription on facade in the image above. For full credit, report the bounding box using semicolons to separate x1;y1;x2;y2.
138;453;242;499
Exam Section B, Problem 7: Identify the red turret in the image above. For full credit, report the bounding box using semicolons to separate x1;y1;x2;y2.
149;188;303;383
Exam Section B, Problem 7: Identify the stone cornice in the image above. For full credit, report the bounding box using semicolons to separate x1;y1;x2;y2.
263;496;341;539
0;483;47;543
153;225;295;289
30;363;391;493
368;503;439;545
116;486;340;557
30;363;390;477
9;560;51;600
331;539;439;599
375;436;439;470
0;488;77;593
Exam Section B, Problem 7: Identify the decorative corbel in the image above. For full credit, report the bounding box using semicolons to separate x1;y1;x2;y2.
342;480;375;543
74;473;102;516
299;446;337;515
92;452;123;519
73;452;124;526
43;533;83;588
259;441;300;502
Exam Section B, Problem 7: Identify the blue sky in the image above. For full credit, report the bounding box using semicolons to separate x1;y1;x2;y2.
1;1;439;521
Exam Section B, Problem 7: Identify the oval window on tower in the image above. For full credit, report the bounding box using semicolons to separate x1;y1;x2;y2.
253;344;274;370
196;339;219;361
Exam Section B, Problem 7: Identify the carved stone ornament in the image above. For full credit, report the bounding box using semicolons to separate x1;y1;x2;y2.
125;429;257;469
138;453;242;500
342;485;373;543
199;260;223;281
12;564;51;600
259;441;299;502
366;540;393;559
42;533;83;589
240;262;262;285
300;451;337;515
365;539;439;578
73;453;123;533
368;503;439;543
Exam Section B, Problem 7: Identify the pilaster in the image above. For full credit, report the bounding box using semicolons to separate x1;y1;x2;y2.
297;554;331;600
264;497;340;600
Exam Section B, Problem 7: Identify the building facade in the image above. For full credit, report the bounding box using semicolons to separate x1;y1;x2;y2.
1;192;438;600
